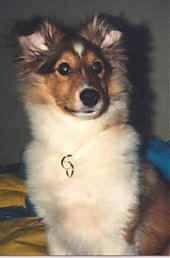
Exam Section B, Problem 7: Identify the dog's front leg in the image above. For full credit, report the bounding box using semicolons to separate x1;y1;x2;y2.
47;226;67;255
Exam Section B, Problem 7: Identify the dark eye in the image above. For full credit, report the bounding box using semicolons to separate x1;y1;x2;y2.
91;61;103;74
57;62;71;75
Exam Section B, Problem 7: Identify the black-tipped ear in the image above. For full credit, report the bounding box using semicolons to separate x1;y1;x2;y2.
81;15;122;49
16;17;64;56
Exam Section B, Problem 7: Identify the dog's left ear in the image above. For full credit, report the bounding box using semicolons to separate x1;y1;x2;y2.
16;17;64;57
80;15;122;49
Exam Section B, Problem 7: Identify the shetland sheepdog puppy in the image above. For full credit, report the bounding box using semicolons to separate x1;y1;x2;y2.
15;15;170;255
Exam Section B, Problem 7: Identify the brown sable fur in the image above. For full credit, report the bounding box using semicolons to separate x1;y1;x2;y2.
81;16;127;78
15;15;170;255
124;162;170;255
136;162;170;255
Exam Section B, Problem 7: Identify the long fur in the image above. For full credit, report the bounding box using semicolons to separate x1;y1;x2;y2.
15;15;170;255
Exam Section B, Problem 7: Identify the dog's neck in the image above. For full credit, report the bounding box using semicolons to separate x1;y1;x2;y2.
25;103;123;154
25;102;139;180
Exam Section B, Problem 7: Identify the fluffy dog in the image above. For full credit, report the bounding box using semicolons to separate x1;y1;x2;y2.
15;15;170;255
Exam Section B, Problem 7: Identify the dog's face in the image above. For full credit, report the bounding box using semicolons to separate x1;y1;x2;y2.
38;34;111;119
16;16;127;121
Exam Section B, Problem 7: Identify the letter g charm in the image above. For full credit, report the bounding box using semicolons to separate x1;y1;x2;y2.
61;154;74;177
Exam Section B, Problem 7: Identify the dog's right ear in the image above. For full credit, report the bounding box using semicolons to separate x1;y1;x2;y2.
80;15;122;50
15;17;64;57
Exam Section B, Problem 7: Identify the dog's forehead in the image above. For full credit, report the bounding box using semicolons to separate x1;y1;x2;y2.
73;42;84;58
62;35;97;59
71;40;102;63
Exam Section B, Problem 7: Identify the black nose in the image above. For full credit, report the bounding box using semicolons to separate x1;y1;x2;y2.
80;89;100;107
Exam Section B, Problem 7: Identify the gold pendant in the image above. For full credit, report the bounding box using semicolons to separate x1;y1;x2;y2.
61;154;74;177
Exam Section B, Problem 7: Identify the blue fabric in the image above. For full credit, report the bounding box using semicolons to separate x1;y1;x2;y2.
145;138;170;181
0;206;32;220
25;195;37;217
0;163;20;174
20;153;38;217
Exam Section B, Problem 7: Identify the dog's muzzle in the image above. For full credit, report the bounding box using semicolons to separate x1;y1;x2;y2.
64;87;108;119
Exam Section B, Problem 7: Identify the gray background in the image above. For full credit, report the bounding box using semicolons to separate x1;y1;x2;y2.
0;0;169;165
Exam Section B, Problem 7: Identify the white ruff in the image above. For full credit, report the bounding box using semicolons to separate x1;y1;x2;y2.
24;104;140;255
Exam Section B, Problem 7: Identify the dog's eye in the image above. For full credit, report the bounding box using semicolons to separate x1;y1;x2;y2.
57;63;71;76
91;61;103;74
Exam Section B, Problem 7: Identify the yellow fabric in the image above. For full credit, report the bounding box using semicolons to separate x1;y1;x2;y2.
0;174;26;207
0;174;48;255
0;217;48;255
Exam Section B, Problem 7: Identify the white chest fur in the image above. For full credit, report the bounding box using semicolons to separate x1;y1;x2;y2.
24;105;140;255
